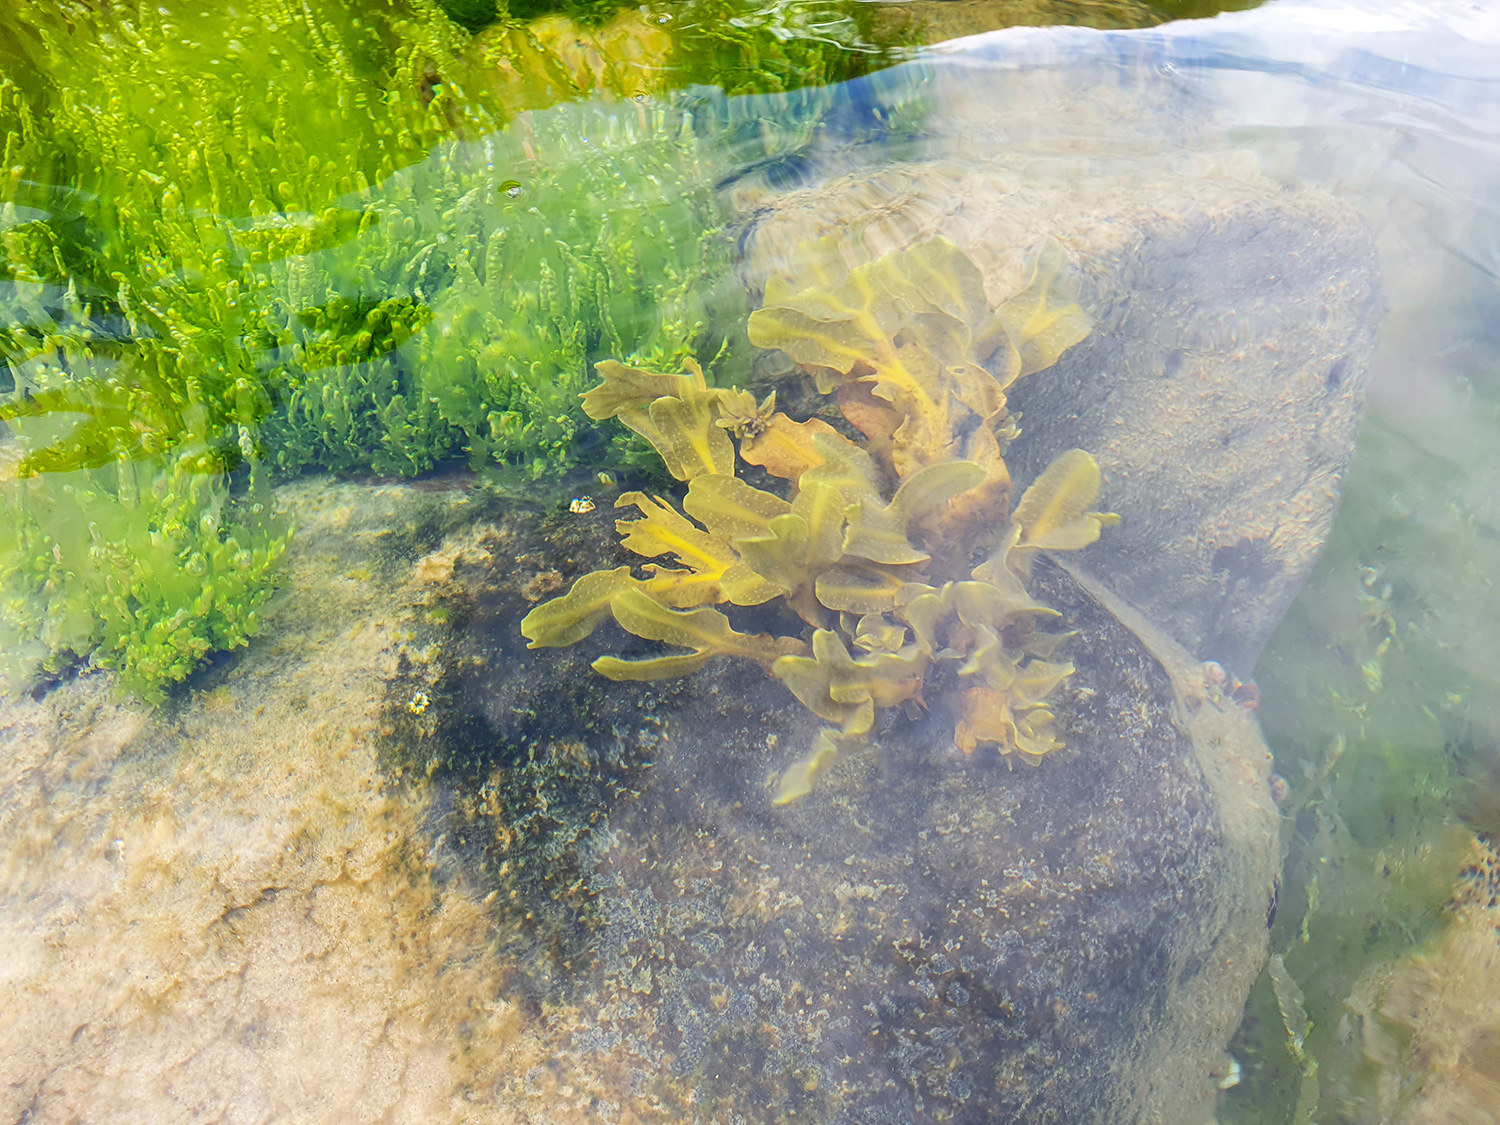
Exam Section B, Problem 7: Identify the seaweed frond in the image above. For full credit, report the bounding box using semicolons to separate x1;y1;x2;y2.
522;236;1116;802
0;451;291;701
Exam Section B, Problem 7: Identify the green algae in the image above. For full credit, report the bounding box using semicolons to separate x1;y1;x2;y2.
0;0;922;492
439;0;504;32
0;453;290;700
0;0;498;479
0;0;933;699
259;93;756;482
0;0;916;473
0;0;488;697
1221;407;1500;1123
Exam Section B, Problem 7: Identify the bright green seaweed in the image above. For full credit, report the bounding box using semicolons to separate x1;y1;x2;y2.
0;453;290;699
256;94;754;482
0;0;929;698
0;0;924;485
0;0;493;695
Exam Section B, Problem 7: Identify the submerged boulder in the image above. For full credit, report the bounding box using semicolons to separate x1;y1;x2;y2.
736;114;1380;683
410;85;1378;1119
415;517;1281;1122
0;473;1282;1125
0;57;1380;1125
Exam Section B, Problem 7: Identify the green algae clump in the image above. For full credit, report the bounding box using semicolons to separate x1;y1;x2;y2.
0;0;933;699
522;237;1116;800
0;454;291;701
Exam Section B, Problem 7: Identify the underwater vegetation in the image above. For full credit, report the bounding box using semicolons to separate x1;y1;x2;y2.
0;0;497;695
256;94;752;483
521;236;1114;800
0;0;920;476
0;0;929;698
1221;407;1500;1124
0;0;497;475
473;0;913;103
0;452;290;699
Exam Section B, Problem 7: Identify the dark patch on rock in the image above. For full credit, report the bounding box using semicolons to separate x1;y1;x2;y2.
381;503;665;1005
562;560;1228;1122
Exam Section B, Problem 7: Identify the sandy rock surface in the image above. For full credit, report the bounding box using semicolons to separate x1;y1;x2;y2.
0;480;536;1124
1346;834;1500;1125
0;472;1282;1124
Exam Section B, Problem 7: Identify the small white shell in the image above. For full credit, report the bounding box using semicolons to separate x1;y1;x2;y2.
1217;1057;1242;1089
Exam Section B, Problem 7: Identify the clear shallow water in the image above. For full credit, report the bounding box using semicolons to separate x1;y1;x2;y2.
996;6;1500;1116
1;1;1498;1121
787;9;1500;1114
949;8;1500;1116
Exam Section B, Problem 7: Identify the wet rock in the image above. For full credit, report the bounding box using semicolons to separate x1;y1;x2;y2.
736;108;1380;681
1012;192;1379;679
0;67;1374;1124
0;479;525;1124
1350;833;1500;1124
411;84;1372;1112
0;472;1281;1124
421;515;1280;1123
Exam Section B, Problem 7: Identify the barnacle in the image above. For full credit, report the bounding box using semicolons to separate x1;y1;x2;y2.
522;236;1117;801
715;389;779;441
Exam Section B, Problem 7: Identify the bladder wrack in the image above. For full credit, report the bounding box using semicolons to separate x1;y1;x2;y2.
521;236;1116;802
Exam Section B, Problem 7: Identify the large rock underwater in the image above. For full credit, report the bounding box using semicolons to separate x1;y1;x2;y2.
0;48;1393;1125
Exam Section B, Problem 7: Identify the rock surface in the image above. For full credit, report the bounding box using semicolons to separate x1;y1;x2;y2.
0;58;1381;1125
0;480;529;1125
0;479;1280;1125
406;514;1282;1123
1356;833;1500;1124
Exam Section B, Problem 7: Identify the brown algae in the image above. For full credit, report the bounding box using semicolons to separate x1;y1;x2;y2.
521;236;1116;800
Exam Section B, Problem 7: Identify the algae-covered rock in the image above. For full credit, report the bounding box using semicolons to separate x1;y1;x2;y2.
392;69;1376;1116
1347;833;1500;1123
0;473;1279;1123
736;79;1380;681
0;51;1380;1125
0;469;1279;1123
394;505;1279;1122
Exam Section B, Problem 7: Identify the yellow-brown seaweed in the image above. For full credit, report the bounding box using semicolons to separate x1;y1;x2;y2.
521;236;1115;801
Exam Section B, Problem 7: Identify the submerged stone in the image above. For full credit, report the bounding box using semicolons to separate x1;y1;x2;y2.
406;508;1280;1122
416;85;1375;1115
0;474;1280;1122
0;56;1382;1124
736;84;1380;681
0;480;525;1123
